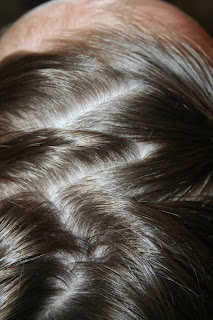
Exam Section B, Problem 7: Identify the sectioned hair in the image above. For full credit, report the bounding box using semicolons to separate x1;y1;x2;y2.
0;21;213;320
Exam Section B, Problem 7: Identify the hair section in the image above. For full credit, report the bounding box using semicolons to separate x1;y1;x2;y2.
0;23;213;320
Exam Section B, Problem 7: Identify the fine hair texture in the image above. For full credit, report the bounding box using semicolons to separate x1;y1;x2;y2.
0;21;213;320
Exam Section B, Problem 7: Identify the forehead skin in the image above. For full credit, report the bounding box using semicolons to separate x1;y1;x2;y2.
0;0;212;61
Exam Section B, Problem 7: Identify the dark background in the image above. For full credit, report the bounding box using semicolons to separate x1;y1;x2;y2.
0;0;213;36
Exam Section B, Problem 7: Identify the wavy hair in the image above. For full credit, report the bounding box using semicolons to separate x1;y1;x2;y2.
0;20;213;320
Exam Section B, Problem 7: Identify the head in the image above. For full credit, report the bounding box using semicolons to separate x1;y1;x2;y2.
0;1;213;320
0;0;212;59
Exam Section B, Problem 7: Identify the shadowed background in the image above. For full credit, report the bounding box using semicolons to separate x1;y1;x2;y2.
0;0;213;37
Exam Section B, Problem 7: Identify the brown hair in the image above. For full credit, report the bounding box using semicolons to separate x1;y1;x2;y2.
0;22;213;320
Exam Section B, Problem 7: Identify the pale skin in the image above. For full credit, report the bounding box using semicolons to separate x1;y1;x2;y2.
0;0;212;61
